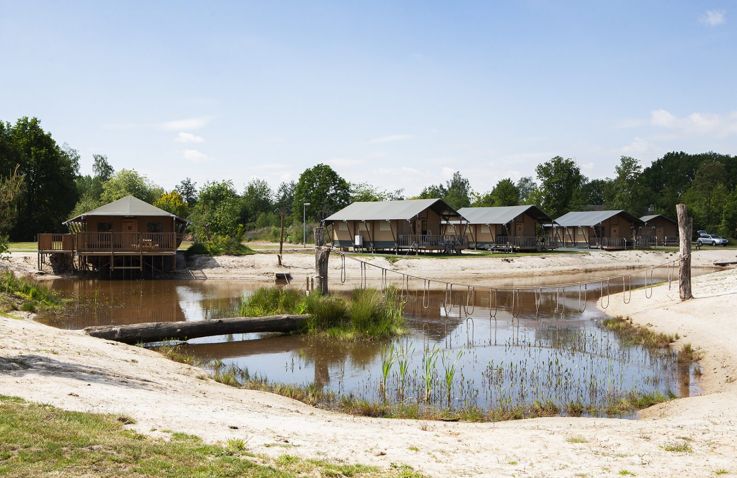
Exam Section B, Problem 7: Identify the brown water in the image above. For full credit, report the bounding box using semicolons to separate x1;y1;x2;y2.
37;269;701;415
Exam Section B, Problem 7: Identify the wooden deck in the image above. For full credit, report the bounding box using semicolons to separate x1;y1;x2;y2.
37;232;180;272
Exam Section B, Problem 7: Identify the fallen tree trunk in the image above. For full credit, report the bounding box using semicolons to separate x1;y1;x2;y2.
84;315;309;345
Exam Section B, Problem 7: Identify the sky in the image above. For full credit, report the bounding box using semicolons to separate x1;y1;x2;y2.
1;1;735;196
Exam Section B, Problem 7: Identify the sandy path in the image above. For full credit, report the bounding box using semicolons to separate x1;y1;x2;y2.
2;265;737;476
8;247;734;289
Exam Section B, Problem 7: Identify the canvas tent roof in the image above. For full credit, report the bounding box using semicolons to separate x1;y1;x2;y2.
324;199;460;222
456;205;551;225
640;214;676;224
65;195;187;224
554;210;643;228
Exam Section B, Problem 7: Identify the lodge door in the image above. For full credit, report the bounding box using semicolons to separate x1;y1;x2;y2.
122;220;138;233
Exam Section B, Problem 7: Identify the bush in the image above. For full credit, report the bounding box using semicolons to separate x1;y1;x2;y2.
187;235;255;256
237;287;404;339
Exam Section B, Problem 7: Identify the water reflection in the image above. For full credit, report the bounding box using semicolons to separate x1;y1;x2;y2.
36;270;700;414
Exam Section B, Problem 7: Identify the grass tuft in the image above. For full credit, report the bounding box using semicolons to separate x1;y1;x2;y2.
602;317;678;348
239;286;405;339
0;395;420;477
0;271;62;313
662;441;694;453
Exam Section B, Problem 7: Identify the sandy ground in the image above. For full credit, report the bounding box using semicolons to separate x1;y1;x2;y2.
7;247;737;289
2;255;737;476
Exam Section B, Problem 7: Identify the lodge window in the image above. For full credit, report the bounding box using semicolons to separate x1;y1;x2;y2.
379;221;391;232
97;222;112;232
147;222;163;233
337;223;348;231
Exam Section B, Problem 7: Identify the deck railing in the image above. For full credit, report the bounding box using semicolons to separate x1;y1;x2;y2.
39;232;178;253
37;233;75;251
398;234;466;250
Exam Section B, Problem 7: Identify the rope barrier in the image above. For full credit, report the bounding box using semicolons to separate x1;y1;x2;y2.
464;286;476;317
489;288;498;319
422;279;431;309
599;279;610;309
645;268;654;299
622;275;632;304
334;252;680;317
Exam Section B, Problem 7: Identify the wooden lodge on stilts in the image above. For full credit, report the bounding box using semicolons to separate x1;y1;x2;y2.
323;199;467;254
640;214;679;247
549;210;645;250
37;195;188;274
453;205;553;251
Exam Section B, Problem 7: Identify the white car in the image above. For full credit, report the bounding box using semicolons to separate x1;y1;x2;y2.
697;234;729;246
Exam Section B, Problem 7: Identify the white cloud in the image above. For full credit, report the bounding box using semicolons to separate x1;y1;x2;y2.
182;149;209;163
649;109;737;137
160;116;212;131
700;9;726;26
619;137;652;155
175;132;205;144
367;134;414;144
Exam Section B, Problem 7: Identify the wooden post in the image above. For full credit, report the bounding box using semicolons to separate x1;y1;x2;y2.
676;203;693;300
277;209;285;266
314;226;330;295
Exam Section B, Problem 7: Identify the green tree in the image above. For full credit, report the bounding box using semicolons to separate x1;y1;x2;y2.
718;186;737;238
416;171;472;209
579;178;614;207
516;177;538;204
610;156;645;213
683;161;729;232
293;164;350;222
241;179;273;227
474;178;520;207
154;191;189;218
175;177;198;206
443;171;472;209
416;184;446;200
92;154;114;181
0;117;78;240
100;169;163;204
535;156;585;218
190;180;242;239
0;166;25;254
350;183;404;202
275;181;295;215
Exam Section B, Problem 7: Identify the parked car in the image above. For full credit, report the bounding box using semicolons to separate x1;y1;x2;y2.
697;234;729;246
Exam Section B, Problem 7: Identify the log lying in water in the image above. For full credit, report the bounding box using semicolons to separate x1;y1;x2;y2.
84;315;309;345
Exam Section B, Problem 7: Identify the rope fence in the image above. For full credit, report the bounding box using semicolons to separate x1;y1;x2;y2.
334;251;681;317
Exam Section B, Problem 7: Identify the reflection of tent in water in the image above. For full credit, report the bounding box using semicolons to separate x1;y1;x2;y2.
181;334;384;389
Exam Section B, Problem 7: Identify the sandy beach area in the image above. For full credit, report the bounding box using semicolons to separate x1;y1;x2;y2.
2;249;737;476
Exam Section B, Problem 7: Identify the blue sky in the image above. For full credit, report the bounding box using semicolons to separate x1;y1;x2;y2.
1;1;735;195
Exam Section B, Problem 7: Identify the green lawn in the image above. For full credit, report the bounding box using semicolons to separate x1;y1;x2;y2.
7;242;37;252
0;395;422;478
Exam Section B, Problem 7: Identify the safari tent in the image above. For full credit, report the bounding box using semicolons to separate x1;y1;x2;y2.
455;205;553;250
324;199;466;253
551;210;644;250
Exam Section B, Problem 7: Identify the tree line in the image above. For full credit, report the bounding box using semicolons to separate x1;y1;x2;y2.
1;116;736;250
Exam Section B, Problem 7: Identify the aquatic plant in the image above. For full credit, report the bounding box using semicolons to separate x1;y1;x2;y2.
396;340;414;402
441;349;464;407
379;344;395;401
422;345;440;403
238;286;405;339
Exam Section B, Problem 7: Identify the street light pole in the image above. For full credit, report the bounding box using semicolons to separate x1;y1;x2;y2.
303;202;311;247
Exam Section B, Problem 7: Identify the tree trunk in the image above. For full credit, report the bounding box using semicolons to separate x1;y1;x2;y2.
85;315;308;345
676;203;693;301
315;246;330;295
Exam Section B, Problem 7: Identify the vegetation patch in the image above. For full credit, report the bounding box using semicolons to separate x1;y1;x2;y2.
0;395;423;478
239;287;405;339
0;271;62;313
602;317;678;349
199;361;674;423
186;235;256;256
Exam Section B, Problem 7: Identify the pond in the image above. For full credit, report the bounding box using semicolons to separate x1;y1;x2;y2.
37;269;700;417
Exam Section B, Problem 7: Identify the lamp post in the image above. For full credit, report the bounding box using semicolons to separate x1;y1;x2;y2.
303;202;311;247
